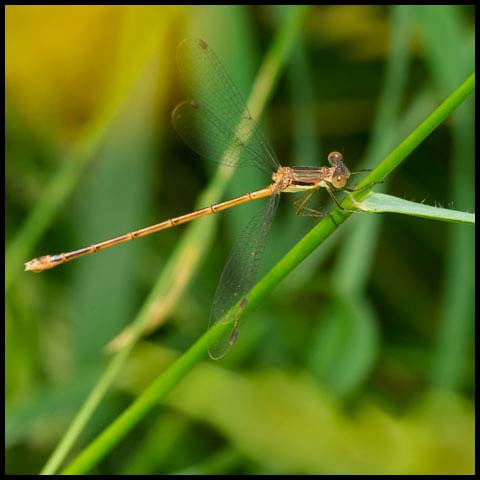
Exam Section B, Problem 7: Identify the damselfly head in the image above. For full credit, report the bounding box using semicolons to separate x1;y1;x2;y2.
327;151;350;188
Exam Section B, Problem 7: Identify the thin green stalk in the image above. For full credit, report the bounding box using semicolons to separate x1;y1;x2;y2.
41;6;309;475
6;132;101;292
343;73;474;196
332;4;411;295
5;31;165;293
61;321;227;474
61;71;474;474
412;5;475;391
108;4;309;351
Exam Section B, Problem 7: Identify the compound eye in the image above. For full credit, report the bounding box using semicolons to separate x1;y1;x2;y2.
331;172;346;188
328;151;343;167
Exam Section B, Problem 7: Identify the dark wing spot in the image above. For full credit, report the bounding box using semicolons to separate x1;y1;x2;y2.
197;39;208;50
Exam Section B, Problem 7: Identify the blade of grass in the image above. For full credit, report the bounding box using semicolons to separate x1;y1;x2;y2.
303;88;438;393
355;192;475;224
61;70;474;474
306;296;379;397
41;6;309;474
346;72;474;195
108;5;310;351
118;412;189;474
331;5;411;295
412;5;475;391
5;23;166;293
268;4;326;292
307;5;411;394
246;68;473;312
172;448;243;475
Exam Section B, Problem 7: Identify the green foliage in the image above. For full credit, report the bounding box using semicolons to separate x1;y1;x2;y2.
6;5;474;475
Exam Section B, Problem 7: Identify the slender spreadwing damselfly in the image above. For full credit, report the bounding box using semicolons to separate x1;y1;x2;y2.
25;38;373;359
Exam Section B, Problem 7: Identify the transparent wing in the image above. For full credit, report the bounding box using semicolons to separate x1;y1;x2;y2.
172;38;279;174
208;191;280;359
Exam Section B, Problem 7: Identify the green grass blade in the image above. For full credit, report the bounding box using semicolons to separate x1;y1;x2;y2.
356;192;475;224
60;68;474;474
332;5;411;295
350;72;474;193
108;4;309;351
309;5;411;395
42;7;309;474
60;321;231;474
5;31;165;293
412;5;475;391
306;296;379;397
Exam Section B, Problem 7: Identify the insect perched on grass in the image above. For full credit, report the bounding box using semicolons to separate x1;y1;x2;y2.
25;38;372;359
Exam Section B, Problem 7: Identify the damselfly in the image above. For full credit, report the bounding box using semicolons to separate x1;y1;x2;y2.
25;39;372;359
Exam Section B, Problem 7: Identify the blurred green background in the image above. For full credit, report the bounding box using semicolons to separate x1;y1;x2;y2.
5;5;474;475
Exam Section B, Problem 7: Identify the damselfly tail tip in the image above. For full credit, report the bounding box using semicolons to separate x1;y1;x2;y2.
24;255;63;273
25;257;46;273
